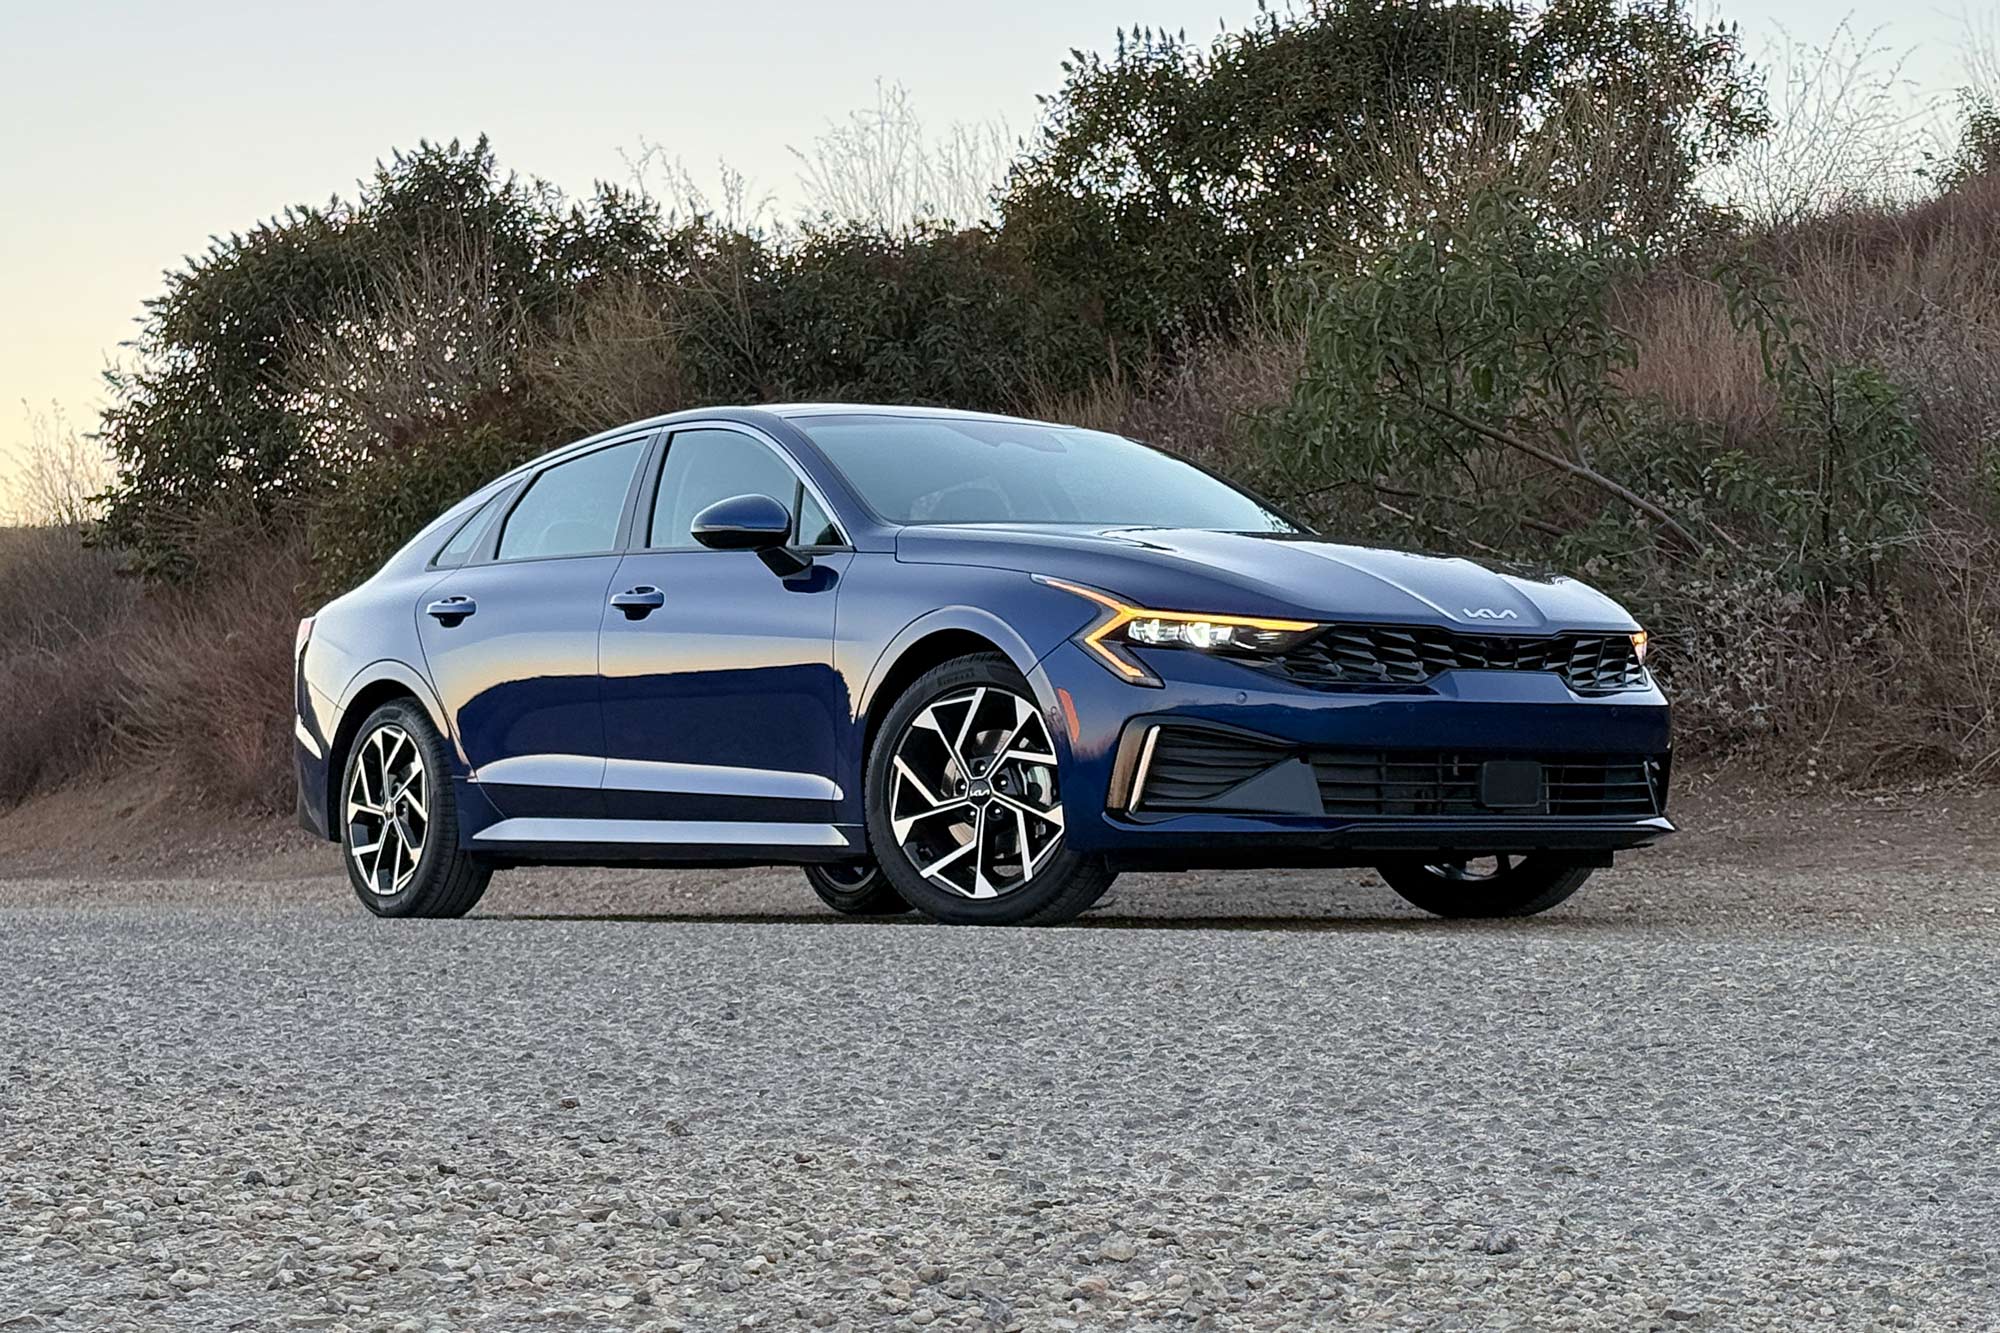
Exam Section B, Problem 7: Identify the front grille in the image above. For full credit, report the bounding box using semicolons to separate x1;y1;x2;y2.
1261;625;1646;694
1134;727;1664;818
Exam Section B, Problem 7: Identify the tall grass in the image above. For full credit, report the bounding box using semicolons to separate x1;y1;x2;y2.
0;525;135;800
0;521;302;812
108;541;305;811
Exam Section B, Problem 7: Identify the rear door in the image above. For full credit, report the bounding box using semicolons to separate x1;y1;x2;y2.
416;434;654;818
597;426;849;826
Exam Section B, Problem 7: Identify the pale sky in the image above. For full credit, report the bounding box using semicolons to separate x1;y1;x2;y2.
0;0;1987;499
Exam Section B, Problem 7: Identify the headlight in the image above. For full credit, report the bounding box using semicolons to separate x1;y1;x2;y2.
1630;629;1648;663
1036;576;1320;685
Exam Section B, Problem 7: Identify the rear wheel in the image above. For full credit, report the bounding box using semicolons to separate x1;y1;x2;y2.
1376;854;1592;919
803;860;911;915
866;653;1114;926
340;701;490;919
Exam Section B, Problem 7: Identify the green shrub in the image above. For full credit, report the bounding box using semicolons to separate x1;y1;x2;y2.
648;222;1105;410
308;422;534;598
1262;189;1696;556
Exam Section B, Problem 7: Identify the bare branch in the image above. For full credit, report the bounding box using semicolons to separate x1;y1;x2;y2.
1408;393;1707;552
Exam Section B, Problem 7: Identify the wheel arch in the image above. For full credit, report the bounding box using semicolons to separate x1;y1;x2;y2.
326;662;454;828
858;611;1055;768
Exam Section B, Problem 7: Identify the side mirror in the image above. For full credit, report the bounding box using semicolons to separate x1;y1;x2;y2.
690;493;811;575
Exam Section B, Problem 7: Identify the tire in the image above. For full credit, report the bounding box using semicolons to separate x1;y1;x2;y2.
866;653;1115;926
1376;854;1593;919
804;860;912;915
338;700;491;919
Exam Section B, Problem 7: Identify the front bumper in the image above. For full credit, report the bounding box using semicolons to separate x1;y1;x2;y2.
1037;640;1674;867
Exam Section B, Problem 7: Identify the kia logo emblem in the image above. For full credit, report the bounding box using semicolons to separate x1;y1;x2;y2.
1463;607;1519;620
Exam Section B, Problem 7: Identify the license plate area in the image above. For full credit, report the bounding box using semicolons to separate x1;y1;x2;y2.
1478;760;1545;810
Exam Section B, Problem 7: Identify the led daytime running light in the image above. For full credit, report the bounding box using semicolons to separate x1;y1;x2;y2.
1038;577;1317;682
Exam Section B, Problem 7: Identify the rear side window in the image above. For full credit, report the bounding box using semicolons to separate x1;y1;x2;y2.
432;492;504;568
650;429;823;550
497;440;646;561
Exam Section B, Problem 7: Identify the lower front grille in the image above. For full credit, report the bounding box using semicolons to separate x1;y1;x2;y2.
1315;753;1660;817
1132;726;1665;819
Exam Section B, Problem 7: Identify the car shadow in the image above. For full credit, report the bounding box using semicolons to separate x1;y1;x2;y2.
472;909;1593;933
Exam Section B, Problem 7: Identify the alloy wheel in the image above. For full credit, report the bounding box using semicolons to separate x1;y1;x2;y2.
346;724;429;896
888;686;1064;900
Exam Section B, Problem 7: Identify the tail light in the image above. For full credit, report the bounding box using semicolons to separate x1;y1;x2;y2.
295;615;316;662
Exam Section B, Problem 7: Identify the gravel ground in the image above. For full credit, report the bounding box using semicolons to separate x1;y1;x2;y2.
4;794;1999;1331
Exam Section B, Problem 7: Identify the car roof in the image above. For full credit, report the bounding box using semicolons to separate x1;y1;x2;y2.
762;403;1054;425
615;402;1063;435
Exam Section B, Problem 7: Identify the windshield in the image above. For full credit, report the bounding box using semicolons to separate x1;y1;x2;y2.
795;415;1297;531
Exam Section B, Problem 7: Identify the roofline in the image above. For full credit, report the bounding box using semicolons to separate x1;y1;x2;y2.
476;402;1079;501
764;403;1060;426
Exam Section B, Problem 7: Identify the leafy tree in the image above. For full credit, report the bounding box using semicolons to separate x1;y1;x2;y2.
1001;0;1767;354
97;138;661;578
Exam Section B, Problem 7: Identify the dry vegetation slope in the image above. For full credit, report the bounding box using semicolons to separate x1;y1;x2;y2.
3;2;1998;825
6;179;2000;821
0;523;301;813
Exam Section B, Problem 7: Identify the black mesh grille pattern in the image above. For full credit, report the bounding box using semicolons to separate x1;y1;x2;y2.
1134;727;1664;818
1262;625;1646;693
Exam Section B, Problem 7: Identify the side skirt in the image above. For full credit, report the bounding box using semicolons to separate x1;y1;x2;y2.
463;816;867;866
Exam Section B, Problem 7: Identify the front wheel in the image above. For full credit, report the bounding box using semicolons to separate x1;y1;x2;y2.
866;653;1114;926
1376;854;1593;919
339;701;491;918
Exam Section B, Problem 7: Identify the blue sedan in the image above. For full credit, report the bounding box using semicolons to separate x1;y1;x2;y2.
295;405;1672;924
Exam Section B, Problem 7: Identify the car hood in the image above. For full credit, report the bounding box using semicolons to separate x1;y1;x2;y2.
894;524;1639;632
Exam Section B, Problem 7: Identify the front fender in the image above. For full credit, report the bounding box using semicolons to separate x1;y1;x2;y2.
857;605;1056;721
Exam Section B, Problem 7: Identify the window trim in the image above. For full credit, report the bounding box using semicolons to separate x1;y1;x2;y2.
642;423;851;554
485;431;660;567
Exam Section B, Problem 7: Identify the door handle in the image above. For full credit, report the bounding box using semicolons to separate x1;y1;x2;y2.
425;595;476;626
610;586;666;620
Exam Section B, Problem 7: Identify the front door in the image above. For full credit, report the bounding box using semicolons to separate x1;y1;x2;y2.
416;436;651;818
597;427;848;826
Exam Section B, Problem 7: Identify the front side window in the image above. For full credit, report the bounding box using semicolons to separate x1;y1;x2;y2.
797;489;839;547
650;429;837;549
794;415;1296;532
496;439;646;561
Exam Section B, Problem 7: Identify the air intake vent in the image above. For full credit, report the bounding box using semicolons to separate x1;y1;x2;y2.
1135;728;1288;806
